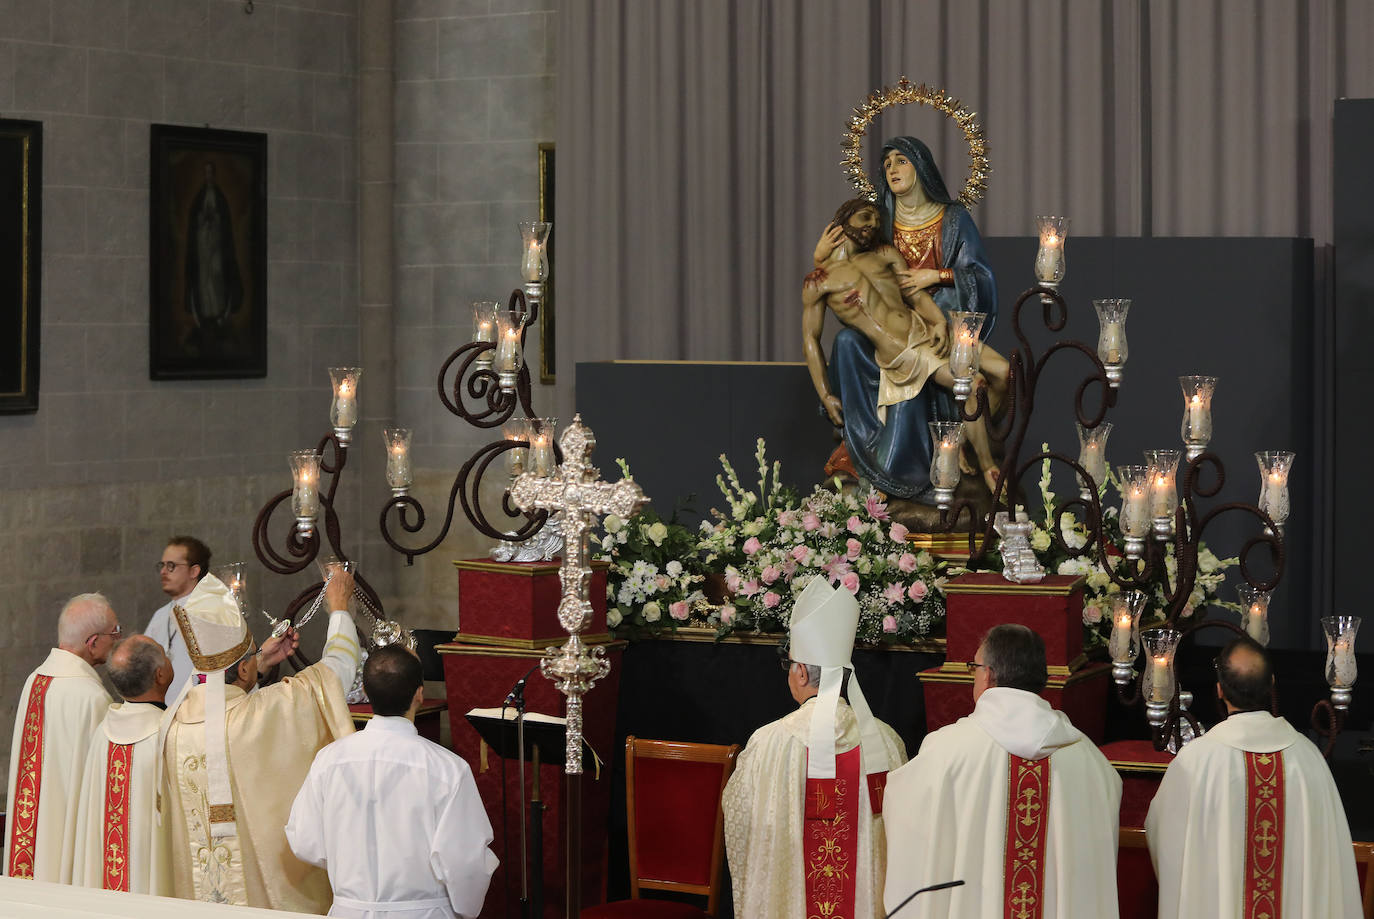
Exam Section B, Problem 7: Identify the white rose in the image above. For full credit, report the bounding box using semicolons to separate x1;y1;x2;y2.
666;560;683;577
604;514;623;534
646;523;669;546
607;608;623;627
643;601;662;622
1086;569;1110;591
1030;529;1052;552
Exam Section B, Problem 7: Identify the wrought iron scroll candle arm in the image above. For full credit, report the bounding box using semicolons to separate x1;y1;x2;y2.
253;434;349;576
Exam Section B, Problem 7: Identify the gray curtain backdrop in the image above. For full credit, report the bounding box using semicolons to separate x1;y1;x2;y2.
556;0;1374;417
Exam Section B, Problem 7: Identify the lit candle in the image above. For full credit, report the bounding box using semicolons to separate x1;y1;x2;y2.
290;451;321;518
531;432;554;476
1187;394;1208;440
495;326;521;371
1148;655;1171;703
386;446;409;488
1149;471;1172;519
335;379;357;426
1246;602;1268;643
1082;441;1103;478
1262;472;1285;515
1333;638;1357;685
1127;483;1148;533
506;429;527;476
522;241;542;282
1108;612;1133;660
950;327;977;379
934;437;960;485
474;318;494;344
1034;233;1063;282
1100;321;1123;363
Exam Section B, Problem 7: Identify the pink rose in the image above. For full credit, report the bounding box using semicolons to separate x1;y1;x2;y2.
865;493;890;521
791;544;810;562
669;601;690;621
841;572;860;593
762;565;781;585
802;513;821;532
778;510;799;527
720;604;736;625
847;515;864;534
897;552;918;573
741;579;760;597
1081;603;1102;625
763;591;782;609
743;537;762;556
656;575;670;589
846;538;863;560
725;572;742;592
907;581;928;602
883;582;905;604
889;522;910;543
882;615;898;633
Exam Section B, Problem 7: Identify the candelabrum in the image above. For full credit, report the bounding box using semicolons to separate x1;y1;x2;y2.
379;223;558;563
935;236;1334;754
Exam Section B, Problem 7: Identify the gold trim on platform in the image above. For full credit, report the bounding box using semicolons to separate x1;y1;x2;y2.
453;558;611;577
1109;759;1170;775
939;654;1090;676
660;626;946;653
905;533;974;557
437;639;628;659
351;700;448;722
452;631;615;650
607;359;806;367
920;662;1109;688
944;576;1086;596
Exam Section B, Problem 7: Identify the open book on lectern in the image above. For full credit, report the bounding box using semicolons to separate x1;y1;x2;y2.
465;707;602;776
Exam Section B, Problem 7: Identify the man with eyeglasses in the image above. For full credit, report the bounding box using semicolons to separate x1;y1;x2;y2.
882;624;1121;918
1145;636;1361;918
4;593;121;883
144;535;211;701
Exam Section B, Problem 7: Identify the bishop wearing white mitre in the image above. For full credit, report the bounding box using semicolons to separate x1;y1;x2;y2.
71;635;175;894
160;570;360;911
883;624;1121;918
1146;636;1362;919
4;593;119;883
722;576;907;919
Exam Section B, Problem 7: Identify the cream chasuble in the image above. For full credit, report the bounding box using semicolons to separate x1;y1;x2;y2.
1145;710;1361;919
161;660;355;911
882;688;1121;919
3;648;112;883
71;701;171;894
722;697;907;919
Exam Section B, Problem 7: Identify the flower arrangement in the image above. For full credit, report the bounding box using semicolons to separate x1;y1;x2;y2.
1011;446;1238;650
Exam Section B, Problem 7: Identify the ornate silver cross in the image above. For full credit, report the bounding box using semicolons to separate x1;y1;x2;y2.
508;414;644;774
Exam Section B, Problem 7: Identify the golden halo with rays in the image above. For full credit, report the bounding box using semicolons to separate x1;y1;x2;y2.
840;77;990;210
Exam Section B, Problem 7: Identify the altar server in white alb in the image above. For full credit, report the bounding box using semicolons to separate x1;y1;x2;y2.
722;576;907;919
1146;636;1362;919
71;635;175;894
4;593;120;882
883;624;1121;918
287;644;498;918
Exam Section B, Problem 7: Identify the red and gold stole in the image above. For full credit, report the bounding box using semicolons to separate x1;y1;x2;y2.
1244;751;1285;919
102;742;134;891
804;746;862;919
1003;754;1051;919
7;675;52;879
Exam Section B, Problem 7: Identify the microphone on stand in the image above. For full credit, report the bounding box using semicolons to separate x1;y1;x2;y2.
884;879;964;918
505;661;542;706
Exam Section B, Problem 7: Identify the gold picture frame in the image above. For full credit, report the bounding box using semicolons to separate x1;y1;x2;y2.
538;142;555;384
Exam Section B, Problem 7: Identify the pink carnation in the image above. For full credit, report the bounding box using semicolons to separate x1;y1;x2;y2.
791;544;810;562
761;565;781;585
669;601;690;621
763;591;782;609
841;572;860;593
743;536;762;555
822;555;852;581
802;513;821;532
847;515;864;534
846;538;863;560
720;605;736;625
883;582;906;604
897;552;918;574
882;615;898;634
907;581;928;602
782;558;799;577
865;493;890;521
889;522;910;543
778;510;799;527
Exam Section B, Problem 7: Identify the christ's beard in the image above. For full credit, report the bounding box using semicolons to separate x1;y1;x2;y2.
844;226;877;252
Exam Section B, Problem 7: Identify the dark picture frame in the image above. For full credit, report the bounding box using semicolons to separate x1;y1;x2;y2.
538;142;556;384
150;124;267;379
0;119;42;414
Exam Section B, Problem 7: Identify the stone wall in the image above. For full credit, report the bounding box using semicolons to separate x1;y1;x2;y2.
0;1;362;781
389;0;560;628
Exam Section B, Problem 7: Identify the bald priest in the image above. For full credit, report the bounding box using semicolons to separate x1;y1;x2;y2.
883;624;1122;918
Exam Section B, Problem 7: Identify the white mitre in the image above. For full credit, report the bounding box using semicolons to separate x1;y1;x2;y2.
791;577;889;779
167;573;252;838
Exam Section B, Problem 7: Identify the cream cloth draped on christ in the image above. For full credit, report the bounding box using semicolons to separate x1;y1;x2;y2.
71;701;171;894
1145;710;1361;919
882;687;1121;919
3;648;112;882
161;611;358;911
722;697;907;919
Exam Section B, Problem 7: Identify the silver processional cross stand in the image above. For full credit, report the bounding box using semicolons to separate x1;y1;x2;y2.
509;415;645;918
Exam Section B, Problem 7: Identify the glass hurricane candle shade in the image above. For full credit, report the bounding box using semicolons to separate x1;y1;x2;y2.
1141;628;1184;723
928;421;965;508
471;301;500;366
1076;422;1113;500
1255;450;1295;532
382;427;413;493
529;417;558;476
1145;449;1182;537
1322;615;1361;709
1093;299;1130;386
503;418;532;477
947;311;987;400
215;562;247;613
1179;376;1217;459
1107;591;1148;683
1033;216;1069;285
328;367;363;444
494;311;525;391
519;221;552;283
1118;464;1152;557
1237;584;1272;647
290;450;322;534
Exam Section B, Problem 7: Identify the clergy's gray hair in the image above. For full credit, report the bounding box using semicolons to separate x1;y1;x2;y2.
979;624;1048;694
797;662;850;694
56;593;115;648
109;637;164;698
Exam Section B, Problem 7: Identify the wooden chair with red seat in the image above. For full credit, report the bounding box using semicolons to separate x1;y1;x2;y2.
582;735;740;919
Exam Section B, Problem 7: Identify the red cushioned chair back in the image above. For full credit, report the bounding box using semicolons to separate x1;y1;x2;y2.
625;736;740;916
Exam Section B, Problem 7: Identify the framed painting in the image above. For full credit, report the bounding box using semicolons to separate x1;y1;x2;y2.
150;124;267;379
538;142;555;384
0;119;41;414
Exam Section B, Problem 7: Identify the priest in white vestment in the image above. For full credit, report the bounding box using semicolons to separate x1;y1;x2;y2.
1145;636;1362;919
286;644;498;918
723;577;907;919
883;624;1121;919
4;593;120;882
72;634;175;894
161;570;360;911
